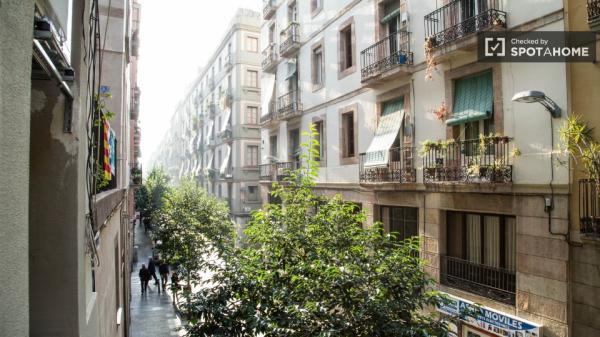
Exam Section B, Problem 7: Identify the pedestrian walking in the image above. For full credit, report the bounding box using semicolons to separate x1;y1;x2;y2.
170;271;180;305
158;260;169;292
148;257;160;291
138;264;151;294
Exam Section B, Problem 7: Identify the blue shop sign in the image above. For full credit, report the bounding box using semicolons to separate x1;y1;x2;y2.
437;293;541;337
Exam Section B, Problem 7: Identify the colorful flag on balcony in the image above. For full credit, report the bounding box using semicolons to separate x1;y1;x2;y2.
109;128;116;177
103;119;111;180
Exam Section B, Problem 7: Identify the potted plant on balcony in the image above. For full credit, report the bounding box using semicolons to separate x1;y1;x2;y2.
131;167;143;185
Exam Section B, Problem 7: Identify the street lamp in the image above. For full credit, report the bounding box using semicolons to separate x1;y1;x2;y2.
511;90;562;118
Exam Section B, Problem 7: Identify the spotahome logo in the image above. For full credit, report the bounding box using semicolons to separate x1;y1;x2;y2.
478;31;597;62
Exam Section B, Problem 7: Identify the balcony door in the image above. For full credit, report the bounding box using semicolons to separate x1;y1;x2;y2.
289;129;300;162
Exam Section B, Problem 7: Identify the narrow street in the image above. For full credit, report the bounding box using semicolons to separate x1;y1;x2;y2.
130;221;184;337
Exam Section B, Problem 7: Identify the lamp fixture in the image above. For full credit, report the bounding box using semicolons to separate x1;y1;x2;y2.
511;90;561;118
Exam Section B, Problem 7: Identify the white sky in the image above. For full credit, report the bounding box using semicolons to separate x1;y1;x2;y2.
138;0;262;168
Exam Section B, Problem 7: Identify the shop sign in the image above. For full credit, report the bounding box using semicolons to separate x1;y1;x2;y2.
437;293;541;337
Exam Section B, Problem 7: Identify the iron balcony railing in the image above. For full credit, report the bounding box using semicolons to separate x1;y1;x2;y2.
280;22;301;56
424;0;506;48
579;179;600;236
263;0;276;19
360;31;414;81
589;0;600;23
262;43;278;72
259;161;300;181
220;166;233;179
219;128;232;141
208;102;217;117
441;256;516;305
422;137;513;184
359;147;416;183
277;90;302;119
260;104;276;124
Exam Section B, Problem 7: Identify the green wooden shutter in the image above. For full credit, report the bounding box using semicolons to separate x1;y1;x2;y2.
446;71;493;126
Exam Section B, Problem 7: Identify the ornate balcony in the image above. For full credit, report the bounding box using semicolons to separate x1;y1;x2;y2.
589;0;600;31
359;147;416;184
580;179;600;236
360;31;413;84
277;90;302;120
441;256;515;305
259;161;300;182
262;43;278;73
220;166;233;180
279;22;301;57
424;0;506;48
422;136;513;184
219;128;232;142
263;0;276;20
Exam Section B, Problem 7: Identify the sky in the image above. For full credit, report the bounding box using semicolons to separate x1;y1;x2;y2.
138;0;262;168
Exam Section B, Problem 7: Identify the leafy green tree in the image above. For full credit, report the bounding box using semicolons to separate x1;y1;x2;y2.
154;178;234;313
134;184;150;212
145;166;171;224
187;126;451;337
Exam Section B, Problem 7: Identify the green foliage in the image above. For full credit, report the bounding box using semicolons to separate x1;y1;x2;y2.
145;166;171;224
187;125;451;337
134;184;150;212
559;114;600;181
153;178;233;314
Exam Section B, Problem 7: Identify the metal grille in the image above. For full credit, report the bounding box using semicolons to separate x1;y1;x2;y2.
359;147;416;183
580;179;600;236
589;0;600;22
360;31;413;81
441;255;515;305
424;0;506;47
422;137;513;184
280;22;301;56
277;90;302;119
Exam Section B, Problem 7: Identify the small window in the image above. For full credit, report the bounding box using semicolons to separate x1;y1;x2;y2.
380;206;418;240
246;70;258;87
246;36;259;52
312;45;324;87
246;106;258;124
246;185;259;201
246;145;259;166
311;0;322;14
341;111;355;158
270;135;278;158
339;24;354;71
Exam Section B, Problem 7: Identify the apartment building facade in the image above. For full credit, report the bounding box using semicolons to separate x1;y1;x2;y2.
565;0;600;336
1;0;138;336
258;1;595;336
151;9;263;228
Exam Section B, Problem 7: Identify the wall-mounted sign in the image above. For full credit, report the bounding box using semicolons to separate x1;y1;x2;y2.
437;293;541;337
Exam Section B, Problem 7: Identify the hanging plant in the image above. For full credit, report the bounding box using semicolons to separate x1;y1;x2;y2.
424;37;438;81
432;102;448;121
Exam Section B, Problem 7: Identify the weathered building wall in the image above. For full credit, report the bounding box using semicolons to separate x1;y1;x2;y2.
0;1;34;335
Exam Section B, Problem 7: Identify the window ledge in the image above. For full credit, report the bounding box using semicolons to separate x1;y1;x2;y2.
312;83;324;92
338;65;356;80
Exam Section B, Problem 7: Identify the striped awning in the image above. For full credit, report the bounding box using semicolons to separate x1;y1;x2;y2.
364;108;405;168
446;71;493;126
381;8;400;24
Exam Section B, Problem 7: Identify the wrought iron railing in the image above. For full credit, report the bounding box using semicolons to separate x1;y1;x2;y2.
589;0;600;23
360;31;413;81
580;179;600;236
280;22;300;56
422;137;513;183
277;90;302;119
441;256;515;305
359;147;416;183
424;0;506;48
220;166;233;179
208;102;216;117
262;43;278;72
259;161;300;181
263;0;276;19
219;128;232;141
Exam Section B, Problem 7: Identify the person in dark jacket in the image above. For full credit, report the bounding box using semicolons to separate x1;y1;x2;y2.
147;257;159;291
158;261;169;292
170;271;180;305
138;264;151;294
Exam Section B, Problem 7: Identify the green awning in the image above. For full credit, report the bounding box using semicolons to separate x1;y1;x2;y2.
446;71;493;126
382;97;404;116
381;8;400;24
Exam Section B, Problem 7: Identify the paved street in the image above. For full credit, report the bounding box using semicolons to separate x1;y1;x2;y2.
130;222;185;337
